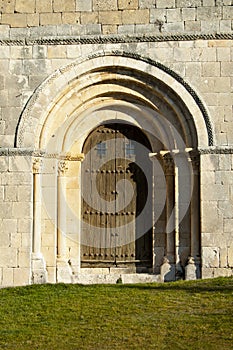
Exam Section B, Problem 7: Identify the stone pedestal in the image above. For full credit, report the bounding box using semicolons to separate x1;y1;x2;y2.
31;253;47;284
185;256;201;280
160;257;176;282
56;258;73;283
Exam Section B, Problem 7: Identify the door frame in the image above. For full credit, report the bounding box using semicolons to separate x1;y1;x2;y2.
80;122;153;271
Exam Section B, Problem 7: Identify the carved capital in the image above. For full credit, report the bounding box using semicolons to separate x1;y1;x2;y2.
58;160;69;176
163;154;174;175
32;157;42;174
190;152;200;173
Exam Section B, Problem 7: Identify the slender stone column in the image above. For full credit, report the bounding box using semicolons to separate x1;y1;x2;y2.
31;157;47;284
173;153;183;279
56;160;72;283
57;160;68;259
185;152;201;280
160;153;176;281
75;154;85;274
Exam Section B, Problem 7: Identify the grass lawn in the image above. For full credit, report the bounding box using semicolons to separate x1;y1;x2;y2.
0;277;232;350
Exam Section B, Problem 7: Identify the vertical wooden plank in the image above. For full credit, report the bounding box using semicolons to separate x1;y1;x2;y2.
115;125;126;263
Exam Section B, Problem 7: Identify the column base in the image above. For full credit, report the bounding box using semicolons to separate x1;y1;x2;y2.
31;253;48;284
185;256;201;280
160;257;176;282
56;258;73;283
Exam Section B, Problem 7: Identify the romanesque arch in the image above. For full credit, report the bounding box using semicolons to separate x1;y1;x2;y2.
16;52;213;283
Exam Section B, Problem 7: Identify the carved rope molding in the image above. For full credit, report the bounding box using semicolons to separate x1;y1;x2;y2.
15;50;214;147
0;32;233;46
1;147;233;157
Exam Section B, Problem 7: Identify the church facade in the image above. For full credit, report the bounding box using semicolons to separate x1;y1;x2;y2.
0;0;232;286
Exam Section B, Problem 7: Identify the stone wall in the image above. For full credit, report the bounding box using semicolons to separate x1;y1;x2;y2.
1;39;232;148
0;1;233;286
0;0;232;34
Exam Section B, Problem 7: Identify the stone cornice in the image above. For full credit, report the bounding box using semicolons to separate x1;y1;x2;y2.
2;147;233;157
198;147;233;154
0;148;85;160
0;32;232;46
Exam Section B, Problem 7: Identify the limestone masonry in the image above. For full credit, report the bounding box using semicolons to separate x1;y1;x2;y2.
0;0;233;286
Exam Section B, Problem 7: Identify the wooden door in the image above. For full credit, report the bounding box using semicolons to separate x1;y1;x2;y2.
81;123;152;270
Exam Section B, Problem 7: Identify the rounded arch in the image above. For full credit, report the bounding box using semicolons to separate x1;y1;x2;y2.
15;50;213;151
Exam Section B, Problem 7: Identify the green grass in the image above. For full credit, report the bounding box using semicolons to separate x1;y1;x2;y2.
0;277;232;350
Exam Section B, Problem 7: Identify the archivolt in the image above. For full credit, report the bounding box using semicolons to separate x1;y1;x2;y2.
15;50;213;150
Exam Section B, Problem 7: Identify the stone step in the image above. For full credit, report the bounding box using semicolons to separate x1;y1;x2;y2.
73;273;161;285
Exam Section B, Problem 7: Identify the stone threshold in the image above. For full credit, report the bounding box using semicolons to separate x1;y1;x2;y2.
73;272;161;285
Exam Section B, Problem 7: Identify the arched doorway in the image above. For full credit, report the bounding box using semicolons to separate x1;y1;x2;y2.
81;123;153;272
15;52;212;283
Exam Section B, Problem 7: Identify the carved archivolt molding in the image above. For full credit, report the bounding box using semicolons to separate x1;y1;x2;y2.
16;51;213;149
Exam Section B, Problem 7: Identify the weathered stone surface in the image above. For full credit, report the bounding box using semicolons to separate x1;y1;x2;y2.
53;0;75;12
93;0;118;11
118;0;138;10
0;1;232;288
202;247;219;268
228;246;233;267
35;0;52;13
15;0;35;13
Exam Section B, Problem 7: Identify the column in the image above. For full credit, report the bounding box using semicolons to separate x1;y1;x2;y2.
31;157;47;284
160;153;176;281
74;154;85;275
185;152;201;280
56;160;72;283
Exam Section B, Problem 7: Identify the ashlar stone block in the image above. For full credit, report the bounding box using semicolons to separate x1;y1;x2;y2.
181;7;196;21
228;246;233;267
53;0;75;12
221;62;233;77
35;0;52;13
202;62;220;77
80;12;98;24
202;247;219;268
99;11;122;25
220;247;228;267
176;0;201;6
139;0;155;8
27;13;39;26
156;0;175;8
15;0;36;13
201;201;223;233
0;0;15;13
122;9;149;24
18;249;31;268
9;156;31;173
223;5;233;19
2;268;14;287
40;13;62;26
0;248;17;267
93;0;118;11
76;0;92;11
166;8;182;22
223;218;233;233
12;202;31;219
118;0;138;10
3;218;17;234
13;267;30;286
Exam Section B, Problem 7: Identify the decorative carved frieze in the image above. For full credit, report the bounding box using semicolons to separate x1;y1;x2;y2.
1;32;233;47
